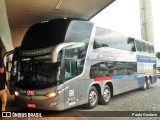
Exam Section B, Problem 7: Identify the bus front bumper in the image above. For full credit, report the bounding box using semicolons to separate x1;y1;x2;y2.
15;95;63;111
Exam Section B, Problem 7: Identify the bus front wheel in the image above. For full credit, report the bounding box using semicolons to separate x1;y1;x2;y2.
85;86;98;109
99;85;111;105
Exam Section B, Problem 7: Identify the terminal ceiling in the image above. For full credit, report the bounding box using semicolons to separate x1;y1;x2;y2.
5;0;115;47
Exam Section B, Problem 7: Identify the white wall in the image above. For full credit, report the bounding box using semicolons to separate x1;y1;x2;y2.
0;0;13;51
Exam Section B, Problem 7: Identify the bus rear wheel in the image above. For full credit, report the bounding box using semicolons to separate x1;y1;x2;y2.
147;78;151;89
141;78;147;90
85;86;98;109
99;85;111;105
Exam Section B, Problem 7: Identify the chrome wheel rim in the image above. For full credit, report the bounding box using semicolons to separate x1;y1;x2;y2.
103;89;111;102
148;79;151;87
144;80;147;89
89;90;97;106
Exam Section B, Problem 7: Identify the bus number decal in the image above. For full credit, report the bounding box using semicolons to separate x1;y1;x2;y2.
69;90;74;97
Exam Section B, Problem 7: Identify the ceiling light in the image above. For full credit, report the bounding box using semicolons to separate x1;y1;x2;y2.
55;0;64;10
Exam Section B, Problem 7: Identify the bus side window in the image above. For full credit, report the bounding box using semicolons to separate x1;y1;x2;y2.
107;62;115;76
90;62;107;78
127;37;136;51
94;27;110;49
110;31;121;49
99;63;107;77
90;64;98;78
147;44;152;54
151;45;155;54
135;40;142;52
141;42;147;53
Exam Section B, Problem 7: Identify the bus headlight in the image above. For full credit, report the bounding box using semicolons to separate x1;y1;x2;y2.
46;86;69;99
46;92;57;98
15;91;19;96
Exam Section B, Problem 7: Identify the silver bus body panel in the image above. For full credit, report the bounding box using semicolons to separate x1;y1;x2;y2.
86;26;138;96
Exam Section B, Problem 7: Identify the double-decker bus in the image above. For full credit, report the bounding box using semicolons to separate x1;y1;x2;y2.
3;18;157;110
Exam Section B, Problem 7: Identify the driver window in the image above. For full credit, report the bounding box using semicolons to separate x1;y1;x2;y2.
64;59;77;80
63;44;87;81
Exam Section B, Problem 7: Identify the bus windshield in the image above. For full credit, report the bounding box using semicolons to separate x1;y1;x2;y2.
15;54;60;89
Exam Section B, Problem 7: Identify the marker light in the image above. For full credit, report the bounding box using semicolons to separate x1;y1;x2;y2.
15;91;19;96
46;92;57;98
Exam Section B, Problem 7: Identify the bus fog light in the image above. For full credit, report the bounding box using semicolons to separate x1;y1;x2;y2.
46;92;57;98
15;91;19;96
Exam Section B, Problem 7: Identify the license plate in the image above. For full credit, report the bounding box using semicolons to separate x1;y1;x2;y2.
27;103;36;108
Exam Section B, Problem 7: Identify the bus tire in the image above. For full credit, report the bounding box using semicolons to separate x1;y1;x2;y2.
99;85;111;105
147;77;151;89
141;78;147;90
85;86;98;109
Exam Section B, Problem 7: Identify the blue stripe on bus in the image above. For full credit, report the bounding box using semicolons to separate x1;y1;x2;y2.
112;75;136;80
137;55;156;63
111;74;156;88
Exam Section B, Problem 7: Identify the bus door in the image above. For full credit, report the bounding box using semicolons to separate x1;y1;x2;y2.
63;59;79;109
2;50;16;95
